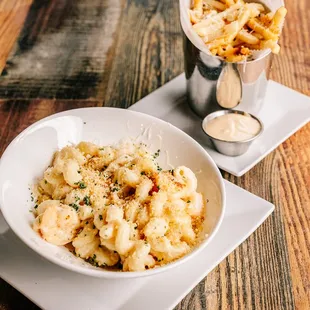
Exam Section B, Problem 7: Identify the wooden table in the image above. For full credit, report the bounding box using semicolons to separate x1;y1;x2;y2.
0;1;309;309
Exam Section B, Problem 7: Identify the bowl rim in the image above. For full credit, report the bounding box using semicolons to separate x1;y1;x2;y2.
0;107;226;278
201;109;264;144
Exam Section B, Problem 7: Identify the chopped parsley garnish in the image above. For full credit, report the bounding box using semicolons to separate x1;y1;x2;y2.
141;171;146;175
154;257;164;262
153;149;161;159
69;203;79;211
99;147;104;151
77;170;81;174
187;200;191;203
99;214;103;221
75;196;80;202
44;180;47;184
111;187;119;192
34;204;38;209
83;195;91;205
157;166;162;171
88;254;98;266
75;181;86;189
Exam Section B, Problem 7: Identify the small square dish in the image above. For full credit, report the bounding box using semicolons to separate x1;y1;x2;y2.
129;74;310;176
0;180;274;310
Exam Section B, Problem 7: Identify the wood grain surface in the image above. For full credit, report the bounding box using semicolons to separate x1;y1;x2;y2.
0;0;33;75
0;0;309;310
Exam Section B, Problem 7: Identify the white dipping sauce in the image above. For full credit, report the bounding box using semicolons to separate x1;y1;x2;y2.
204;113;261;142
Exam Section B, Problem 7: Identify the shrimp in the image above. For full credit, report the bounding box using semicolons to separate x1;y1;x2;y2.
39;205;80;245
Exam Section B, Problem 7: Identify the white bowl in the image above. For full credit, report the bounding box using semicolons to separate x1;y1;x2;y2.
0;108;225;278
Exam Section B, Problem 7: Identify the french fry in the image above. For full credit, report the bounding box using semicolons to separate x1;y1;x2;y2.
216;46;225;56
223;45;239;56
269;6;287;33
207;8;251;49
252;32;264;40
231;38;244;46
193;19;225;37
224;0;235;7
261;39;280;54
229;7;251;36
265;12;274;20
236;29;259;45
210;48;218;56
203;9;218;17
224;19;239;36
207;37;230;50
246;3;265;17
271;43;280;54
249;39;280;54
203;29;224;43
189;0;286;62
194;19;225;37
224;8;240;22
259;13;272;27
193;3;242;29
247;18;278;40
189;9;201;24
225;54;247;62
204;0;226;11
192;0;203;18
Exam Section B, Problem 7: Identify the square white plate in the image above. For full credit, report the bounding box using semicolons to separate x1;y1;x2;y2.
129;74;310;176
0;180;274;310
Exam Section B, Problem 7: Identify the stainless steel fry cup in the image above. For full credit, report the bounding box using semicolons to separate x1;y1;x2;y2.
202;110;264;157
183;32;273;119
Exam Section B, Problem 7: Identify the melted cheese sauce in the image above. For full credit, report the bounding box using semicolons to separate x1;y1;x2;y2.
204;113;261;142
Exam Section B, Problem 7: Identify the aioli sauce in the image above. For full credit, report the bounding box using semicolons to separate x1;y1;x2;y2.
204;113;261;142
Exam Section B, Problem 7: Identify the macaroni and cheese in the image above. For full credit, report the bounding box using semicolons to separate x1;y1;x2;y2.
32;141;206;271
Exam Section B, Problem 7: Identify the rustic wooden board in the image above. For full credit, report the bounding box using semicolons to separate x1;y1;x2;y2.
0;0;309;309
0;0;33;75
0;0;124;99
